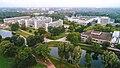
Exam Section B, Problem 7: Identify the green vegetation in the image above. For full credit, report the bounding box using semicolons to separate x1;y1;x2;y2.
85;53;92;67
0;56;14;68
49;56;79;68
67;32;80;44
102;41;110;49
48;26;65;36
45;41;62;47
101;51;119;68
11;23;20;31
26;28;38;34
34;63;46;68
79;44;104;53
48;33;66;40
15;30;30;38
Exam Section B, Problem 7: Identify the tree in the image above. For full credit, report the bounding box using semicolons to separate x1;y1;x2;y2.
101;51;118;68
86;22;91;27
34;44;51;60
0;40;18;57
11;35;18;43
102;41;110;49
67;32;80;44
92;43;100;51
11;35;25;46
112;61;120;68
27;35;36;47
16;37;25;46
106;24;112;28
13;46;36;68
48;26;65;36
72;46;82;66
86;36;92;44
0;35;2;42
0;41;11;55
37;27;46;35
85;53;92;67
11;23;20;31
115;44;120;49
4;45;18;57
21;23;27;30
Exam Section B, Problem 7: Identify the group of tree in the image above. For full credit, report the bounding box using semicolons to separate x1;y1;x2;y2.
101;50;119;68
115;44;120;49
0;34;50;68
11;23;20;31
48;26;65;36
27;35;44;47
84;24;120;32
34;44;51;61
57;42;82;67
66;32;81;45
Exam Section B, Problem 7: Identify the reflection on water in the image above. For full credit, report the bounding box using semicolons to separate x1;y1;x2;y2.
0;30;12;38
49;47;104;68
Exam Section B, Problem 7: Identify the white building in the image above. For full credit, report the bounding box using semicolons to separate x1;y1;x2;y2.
4;16;30;25
97;17;111;26
25;16;63;32
48;19;63;27
67;16;112;26
111;31;120;45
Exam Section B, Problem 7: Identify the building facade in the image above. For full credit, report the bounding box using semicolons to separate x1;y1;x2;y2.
81;30;111;44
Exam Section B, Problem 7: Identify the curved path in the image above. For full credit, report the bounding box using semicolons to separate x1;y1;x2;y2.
44;37;69;42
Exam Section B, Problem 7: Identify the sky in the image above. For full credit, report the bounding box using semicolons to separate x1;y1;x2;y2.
0;0;120;8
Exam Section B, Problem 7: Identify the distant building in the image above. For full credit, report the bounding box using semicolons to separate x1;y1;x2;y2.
48;11;55;14
111;31;120;45
48;19;63;27
67;16;113;26
97;17;111;26
81;30;111;44
4;16;30;25
67;16;98;26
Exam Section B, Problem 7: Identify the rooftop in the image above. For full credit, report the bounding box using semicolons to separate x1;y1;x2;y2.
82;30;112;41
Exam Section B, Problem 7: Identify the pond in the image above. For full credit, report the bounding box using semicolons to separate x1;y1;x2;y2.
0;30;12;38
0;30;27;45
49;47;104;68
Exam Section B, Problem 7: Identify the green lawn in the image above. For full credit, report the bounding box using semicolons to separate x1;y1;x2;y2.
0;56;14;68
45;41;64;47
26;28;37;34
48;33;66;40
15;30;30;38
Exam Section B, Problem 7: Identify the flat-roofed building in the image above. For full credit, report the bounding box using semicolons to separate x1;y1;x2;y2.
81;30;112;44
4;16;30;25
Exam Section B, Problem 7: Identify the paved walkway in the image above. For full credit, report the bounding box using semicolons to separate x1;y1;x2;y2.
35;57;55;68
44;37;69;42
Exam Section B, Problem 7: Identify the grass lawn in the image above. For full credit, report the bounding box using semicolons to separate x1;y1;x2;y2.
26;28;37;35
45;41;65;47
15;30;30;38
0;56;14;68
48;33;66;40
